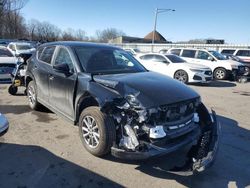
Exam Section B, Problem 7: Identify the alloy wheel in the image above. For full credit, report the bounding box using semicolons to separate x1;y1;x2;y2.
81;115;100;148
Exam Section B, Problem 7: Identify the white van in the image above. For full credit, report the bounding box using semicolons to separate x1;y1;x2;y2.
167;48;245;80
220;49;250;63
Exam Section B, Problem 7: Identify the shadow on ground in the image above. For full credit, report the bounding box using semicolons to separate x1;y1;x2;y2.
0;142;122;188
104;115;250;188
190;80;237;88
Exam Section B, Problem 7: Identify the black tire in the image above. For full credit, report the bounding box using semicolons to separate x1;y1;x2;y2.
8;85;18;95
214;68;227;80
174;70;189;84
79;106;116;157
27;81;40;110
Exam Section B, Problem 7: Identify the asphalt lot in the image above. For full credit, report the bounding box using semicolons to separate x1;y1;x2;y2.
0;81;250;188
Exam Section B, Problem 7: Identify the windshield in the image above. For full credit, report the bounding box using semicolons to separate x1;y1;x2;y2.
74;47;146;74
209;51;227;60
165;54;186;63
16;44;32;50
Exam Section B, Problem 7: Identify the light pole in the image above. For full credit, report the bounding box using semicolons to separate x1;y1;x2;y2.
151;8;175;52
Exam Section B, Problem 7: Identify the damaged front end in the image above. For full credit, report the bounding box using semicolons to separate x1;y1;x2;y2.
101;94;220;174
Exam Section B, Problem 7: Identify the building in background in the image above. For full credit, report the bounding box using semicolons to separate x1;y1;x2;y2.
109;30;172;44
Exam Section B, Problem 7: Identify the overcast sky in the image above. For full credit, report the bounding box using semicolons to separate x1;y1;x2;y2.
21;0;250;44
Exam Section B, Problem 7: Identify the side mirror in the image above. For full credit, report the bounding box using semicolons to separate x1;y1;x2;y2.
53;63;70;74
208;56;215;61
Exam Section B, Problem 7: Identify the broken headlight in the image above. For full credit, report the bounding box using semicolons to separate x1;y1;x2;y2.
125;94;141;107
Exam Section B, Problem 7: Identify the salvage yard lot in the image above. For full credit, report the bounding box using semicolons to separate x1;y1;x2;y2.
0;81;250;188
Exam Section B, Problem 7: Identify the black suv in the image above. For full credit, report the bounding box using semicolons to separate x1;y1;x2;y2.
25;42;219;174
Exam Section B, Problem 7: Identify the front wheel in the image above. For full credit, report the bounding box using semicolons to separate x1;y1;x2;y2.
214;68;227;80
174;70;189;84
27;81;41;110
79;107;116;157
8;85;18;95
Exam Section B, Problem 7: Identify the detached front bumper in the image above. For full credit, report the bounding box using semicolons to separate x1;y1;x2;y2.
0;113;9;135
111;110;220;173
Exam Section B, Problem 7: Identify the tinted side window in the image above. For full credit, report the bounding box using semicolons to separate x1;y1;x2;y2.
54;48;74;72
39;46;55;64
140;55;154;60
169;49;181;56
182;50;196;58
197;51;210;60
221;49;235;54
236;50;250;56
0;49;13;57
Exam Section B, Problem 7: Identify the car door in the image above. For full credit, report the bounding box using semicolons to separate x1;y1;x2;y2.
35;46;56;104
49;46;77;120
151;55;171;75
195;50;218;71
138;54;155;70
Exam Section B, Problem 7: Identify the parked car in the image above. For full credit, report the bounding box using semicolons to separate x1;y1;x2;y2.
25;42;219;174
0;113;9;136
167;48;245;80
123;48;141;56
220;49;250;63
223;54;249;76
7;42;36;57
136;53;213;84
0;46;18;83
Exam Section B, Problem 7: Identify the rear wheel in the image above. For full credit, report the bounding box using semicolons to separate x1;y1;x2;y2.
8;85;18;95
174;70;189;83
79;106;116;157
214;68;227;80
27;81;41;110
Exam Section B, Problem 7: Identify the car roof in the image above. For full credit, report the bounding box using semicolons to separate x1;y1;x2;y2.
39;41;120;50
170;47;208;51
8;42;32;45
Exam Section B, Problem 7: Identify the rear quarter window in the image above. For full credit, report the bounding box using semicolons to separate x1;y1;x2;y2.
169;49;181;56
38;46;56;64
181;50;196;58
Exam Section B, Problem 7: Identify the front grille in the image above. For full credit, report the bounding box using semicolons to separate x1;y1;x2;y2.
193;75;202;80
205;77;212;81
149;99;197;124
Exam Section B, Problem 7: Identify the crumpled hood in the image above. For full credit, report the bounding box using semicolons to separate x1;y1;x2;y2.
93;72;199;108
185;63;211;70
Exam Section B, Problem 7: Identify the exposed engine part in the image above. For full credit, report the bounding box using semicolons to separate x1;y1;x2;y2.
149;126;166;139
119;124;139;150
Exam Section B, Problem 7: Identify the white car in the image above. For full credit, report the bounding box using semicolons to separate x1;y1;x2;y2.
0;46;18;83
167;48;245;80
136;53;213;84
7;42;36;56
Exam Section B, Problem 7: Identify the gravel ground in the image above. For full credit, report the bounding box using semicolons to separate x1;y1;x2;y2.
0;80;250;188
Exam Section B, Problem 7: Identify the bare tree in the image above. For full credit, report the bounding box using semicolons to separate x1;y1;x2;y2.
95;28;125;42
0;0;28;39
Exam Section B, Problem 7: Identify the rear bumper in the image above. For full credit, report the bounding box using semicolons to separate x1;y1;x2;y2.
111;111;220;174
